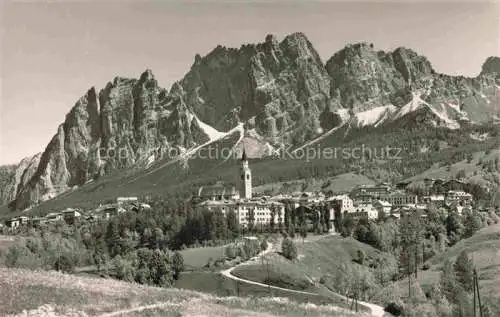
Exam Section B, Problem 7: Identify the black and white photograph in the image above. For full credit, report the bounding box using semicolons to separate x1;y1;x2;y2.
0;0;499;316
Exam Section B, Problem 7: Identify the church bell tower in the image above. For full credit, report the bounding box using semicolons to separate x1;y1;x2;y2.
239;148;252;199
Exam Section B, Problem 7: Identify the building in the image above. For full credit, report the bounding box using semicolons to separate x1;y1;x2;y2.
239;149;252;199
46;212;63;222
62;208;82;223
353;203;378;220
422;195;445;208
195;148;287;228
18;216;29;225
351;184;392;200
199;198;285;229
116;197;138;208
328;194;355;221
373;200;392;217
445;190;473;207
197;182;240;201
5;218;20;228
379;191;418;207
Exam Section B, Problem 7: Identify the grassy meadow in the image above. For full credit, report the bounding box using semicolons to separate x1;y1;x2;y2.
0;267;366;317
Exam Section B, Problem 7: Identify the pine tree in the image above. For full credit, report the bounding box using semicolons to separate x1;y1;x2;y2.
172;251;184;280
454;251;474;293
440;259;460;303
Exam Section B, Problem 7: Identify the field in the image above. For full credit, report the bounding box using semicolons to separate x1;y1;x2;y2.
0;267;365;317
0;235;15;253
180;245;227;269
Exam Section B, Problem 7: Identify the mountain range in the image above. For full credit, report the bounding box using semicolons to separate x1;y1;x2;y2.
1;32;499;211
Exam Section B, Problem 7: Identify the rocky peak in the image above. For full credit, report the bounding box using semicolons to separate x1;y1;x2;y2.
481;56;500;78
139;68;155;82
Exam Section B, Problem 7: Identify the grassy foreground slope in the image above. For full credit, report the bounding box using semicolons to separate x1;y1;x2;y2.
0;267;366;317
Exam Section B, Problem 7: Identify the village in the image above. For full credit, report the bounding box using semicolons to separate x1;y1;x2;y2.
1;149;478;232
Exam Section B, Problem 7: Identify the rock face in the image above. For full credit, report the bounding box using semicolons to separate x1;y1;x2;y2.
179;32;332;146
2;33;500;210
9;70;210;210
0;154;41;205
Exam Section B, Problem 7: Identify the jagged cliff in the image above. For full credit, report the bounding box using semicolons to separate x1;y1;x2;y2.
2;33;499;210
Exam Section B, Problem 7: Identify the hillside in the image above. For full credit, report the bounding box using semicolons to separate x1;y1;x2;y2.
0;32;498;211
0;267;367;317
373;223;500;308
232;234;395;304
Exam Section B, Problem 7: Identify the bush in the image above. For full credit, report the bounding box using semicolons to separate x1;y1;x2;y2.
260;239;268;252
224;244;236;260
385;301;405;316
281;238;297;260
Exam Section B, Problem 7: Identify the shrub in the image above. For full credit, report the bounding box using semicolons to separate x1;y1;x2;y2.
224;244;236;260
260;239;268;252
281;238;297;260
385;301;405;316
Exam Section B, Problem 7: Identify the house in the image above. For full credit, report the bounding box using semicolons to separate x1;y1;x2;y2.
353;203;378;220
422;195;446;208
45;212;63;222
29;217;44;226
116;197;138;208
18;216;29;225
445;190;473;207
5;218;20;228
62;208;82;223
373;200;392;218
328;194;355;223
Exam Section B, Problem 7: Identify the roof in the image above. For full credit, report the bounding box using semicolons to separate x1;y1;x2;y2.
375;200;392;206
198;183;237;197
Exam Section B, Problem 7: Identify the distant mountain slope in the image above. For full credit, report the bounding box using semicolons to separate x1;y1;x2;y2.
2;33;499;210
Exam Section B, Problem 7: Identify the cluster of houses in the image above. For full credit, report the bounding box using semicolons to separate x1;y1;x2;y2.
195;150;477;230
2;197;151;230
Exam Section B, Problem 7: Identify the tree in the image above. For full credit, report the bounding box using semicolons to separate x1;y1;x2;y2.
281;238;297;260
440;259;459;303
446;212;464;245
226;210;239;239
463;211;482;238
269;204;276;232
105;219;121;257
356;249;365;265
299;224;308;244
247;208;255;233
172;251;184;280
454;251;474;293
260;239;268;252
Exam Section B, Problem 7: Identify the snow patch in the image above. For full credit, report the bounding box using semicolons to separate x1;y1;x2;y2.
193;115;226;141
334;108;351;122
393;92;460;129
353;105;397;127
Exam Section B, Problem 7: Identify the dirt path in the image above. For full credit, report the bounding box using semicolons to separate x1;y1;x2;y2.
220;237;387;317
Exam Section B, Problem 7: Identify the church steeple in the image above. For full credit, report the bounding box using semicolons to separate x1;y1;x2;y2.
239;146;252;199
241;147;247;161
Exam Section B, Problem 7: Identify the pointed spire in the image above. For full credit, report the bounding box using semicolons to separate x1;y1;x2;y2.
241;147;247;161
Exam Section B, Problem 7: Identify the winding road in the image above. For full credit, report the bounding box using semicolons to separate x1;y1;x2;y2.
220;240;386;317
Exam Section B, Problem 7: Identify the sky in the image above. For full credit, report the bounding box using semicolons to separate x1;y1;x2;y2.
1;0;499;165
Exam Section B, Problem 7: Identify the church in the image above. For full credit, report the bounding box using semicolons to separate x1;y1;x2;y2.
196;149;285;229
